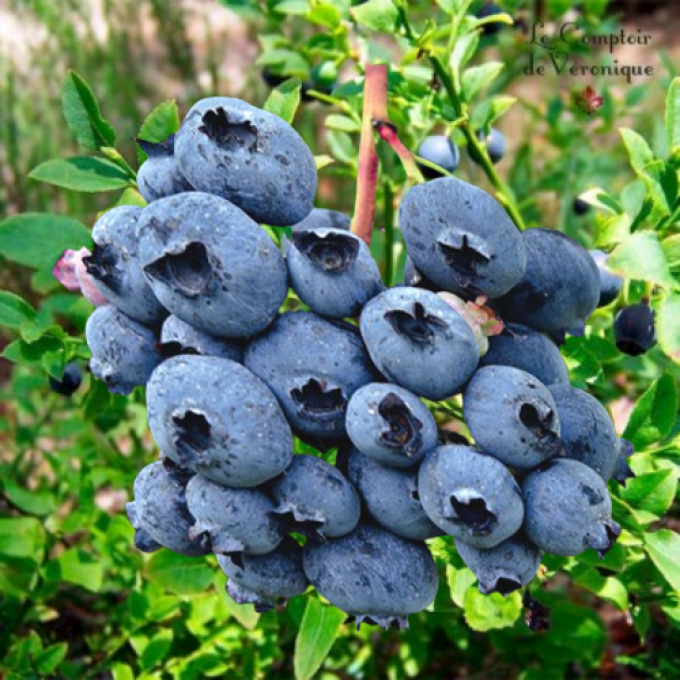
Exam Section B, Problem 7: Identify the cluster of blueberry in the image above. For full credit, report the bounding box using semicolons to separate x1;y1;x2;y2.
80;96;635;630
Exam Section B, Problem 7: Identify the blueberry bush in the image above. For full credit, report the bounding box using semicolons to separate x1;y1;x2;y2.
1;1;680;678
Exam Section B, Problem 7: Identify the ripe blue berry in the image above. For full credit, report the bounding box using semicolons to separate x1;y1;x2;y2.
346;447;443;541
138;192;288;338
218;537;308;613
159;314;243;362
360;288;479;401
126;461;209;556
480;322;569;386
346;382;438;468
245;311;376;442
136;135;193;203
83;205;167;327
86;305;163;395
291;208;351;233
399;177;526;299
614;303;656;356
146;355;293;487
523;459;621;558
303;523;438;630
175;97;317;226
49;362;82;396
417;136;460;179
495;228;600;340
286;227;384;318
456;533;541;596
418;444;525;549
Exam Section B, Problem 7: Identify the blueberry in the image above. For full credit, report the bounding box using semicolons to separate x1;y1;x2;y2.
589;250;622;307
49;362;82;396
83;205;167;327
146;355;293;487
464;366;563;470
137;192;288;338
548;384;619;480
523;458;621;558
185;475;283;557
291;208;351;233
573;197;591;216
286;227;384;318
495;228;600;339
135;135;194;203
126;461;209;556
270;454;360;539
475;2;506;35
469;128;506;165
245;311;376;441
218;537;308;613
346;448;443;541
614;303;656;356
261;66;288;89
403;256;439;292
174;97;317;226
399;177;526;299
455;533;541;596
612;438;635;486
360;288;479;401
86;305;163;395
346;382;438;468
480;323;570;386
303;523;438;629
417;136;460;179
418;444;525;549
159;314;243;362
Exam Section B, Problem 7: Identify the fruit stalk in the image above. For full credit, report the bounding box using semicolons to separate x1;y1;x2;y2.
352;64;424;245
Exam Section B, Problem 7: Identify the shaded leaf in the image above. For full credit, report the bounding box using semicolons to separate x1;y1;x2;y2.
145;551;214;595
294;598;346;680
0;291;37;329
30;157;133;192
623;374;677;448
62;70;116;150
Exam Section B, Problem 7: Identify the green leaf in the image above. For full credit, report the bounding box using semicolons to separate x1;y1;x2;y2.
57;548;104;592
666;77;680;154
61;70;116;150
0;291;37;329
264;79;302;124
449;31;480;72
325;114;361;133
623;374;677;448
137;100;181;163
644;530;680;591
350;0;399;33
571;565;629;610
608;232;674;288
463;587;522;632
34;643;68;674
294;598;346;680
0;518;45;560
2;336;65;374
314;155;335;170
140;629;174;671
446;564;477;608
619;469;676;519
461;62;504;102
274;0;310;14
214;572;260;629
145;551;214;595
30;157;133;192
307;3;342;28
1;480;57;517
578;187;623;215
620;127;654;174
0;213;91;269
658;293;680;364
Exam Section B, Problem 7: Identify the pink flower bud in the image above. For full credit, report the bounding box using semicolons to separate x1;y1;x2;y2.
53;247;108;307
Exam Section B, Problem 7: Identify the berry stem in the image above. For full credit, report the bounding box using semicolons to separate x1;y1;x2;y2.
397;7;528;232
351;64;382;245
352;64;424;245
